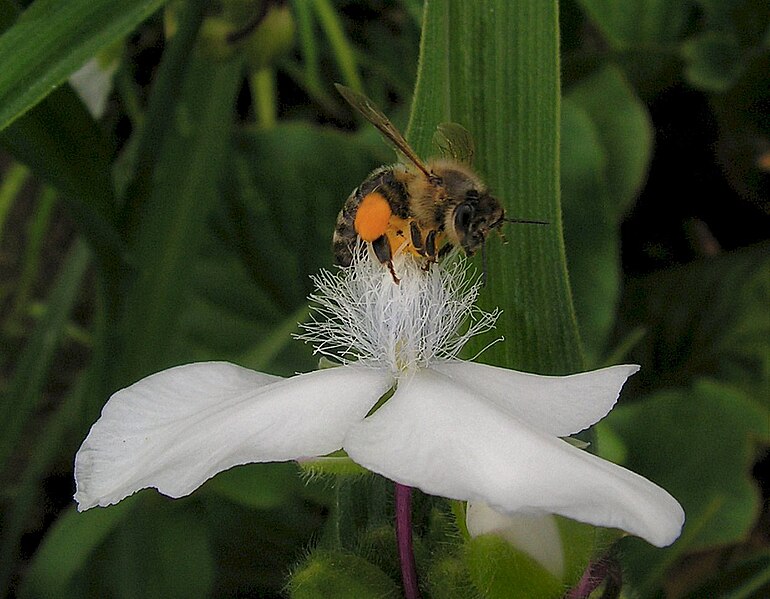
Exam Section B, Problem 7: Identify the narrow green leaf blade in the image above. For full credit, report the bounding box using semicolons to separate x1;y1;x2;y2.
408;0;582;373
1;88;125;261
0;240;91;470
116;53;243;385
0;0;168;131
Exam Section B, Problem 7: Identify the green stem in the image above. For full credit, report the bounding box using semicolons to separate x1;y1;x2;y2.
250;67;277;128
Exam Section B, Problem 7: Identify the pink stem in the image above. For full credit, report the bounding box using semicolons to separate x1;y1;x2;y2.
395;483;420;599
565;558;616;599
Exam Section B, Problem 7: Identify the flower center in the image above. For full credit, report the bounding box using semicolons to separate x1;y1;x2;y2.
298;250;499;375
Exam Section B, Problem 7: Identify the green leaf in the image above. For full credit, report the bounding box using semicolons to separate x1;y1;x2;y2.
561;65;653;362
0;240;90;471
0;0;126;267
229;124;380;285
176;123;381;373
1;87;125;262
597;379;770;591
0;334;103;593
0;0;168;131
576;0;694;49
464;535;564;599
115;52;243;385
616;243;770;399
100;503;215;599
682;31;745;92
561;99;615;365
681;550;770;599
117;0;207;233
288;549;401;599
149;507;215;599
204;463;300;510
0;162;28;240
695;0;770;45
36;500;216;599
19;497;139;599
565;65;652;215
407;0;581;374
311;0;362;92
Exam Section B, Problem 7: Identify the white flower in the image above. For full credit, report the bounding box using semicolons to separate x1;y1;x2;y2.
74;253;684;548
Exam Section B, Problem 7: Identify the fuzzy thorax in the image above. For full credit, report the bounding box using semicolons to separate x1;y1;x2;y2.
298;252;499;375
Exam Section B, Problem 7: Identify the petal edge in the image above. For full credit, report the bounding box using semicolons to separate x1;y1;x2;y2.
75;362;392;510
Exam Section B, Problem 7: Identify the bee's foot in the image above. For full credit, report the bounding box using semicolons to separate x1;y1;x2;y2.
387;261;401;285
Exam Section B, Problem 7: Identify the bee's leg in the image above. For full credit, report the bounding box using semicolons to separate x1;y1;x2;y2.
409;221;425;256
372;234;400;284
438;243;454;259
421;230;438;271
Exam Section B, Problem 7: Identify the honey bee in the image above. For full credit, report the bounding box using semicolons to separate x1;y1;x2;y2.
332;84;543;283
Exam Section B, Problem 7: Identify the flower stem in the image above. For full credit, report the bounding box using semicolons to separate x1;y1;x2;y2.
565;556;621;599
395;483;420;599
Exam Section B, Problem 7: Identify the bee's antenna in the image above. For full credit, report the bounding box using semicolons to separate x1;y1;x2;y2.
504;217;549;226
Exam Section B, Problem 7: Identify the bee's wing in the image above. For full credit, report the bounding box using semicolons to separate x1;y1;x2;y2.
335;83;431;178
433;122;475;164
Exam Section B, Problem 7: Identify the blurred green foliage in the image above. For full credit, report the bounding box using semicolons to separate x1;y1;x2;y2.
0;0;768;598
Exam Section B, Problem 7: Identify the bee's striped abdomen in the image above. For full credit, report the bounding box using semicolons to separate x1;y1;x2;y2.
332;166;410;266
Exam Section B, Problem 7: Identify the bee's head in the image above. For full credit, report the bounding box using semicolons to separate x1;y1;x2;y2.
451;188;505;256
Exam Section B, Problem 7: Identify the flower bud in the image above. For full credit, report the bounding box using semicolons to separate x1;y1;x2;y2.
287;549;399;598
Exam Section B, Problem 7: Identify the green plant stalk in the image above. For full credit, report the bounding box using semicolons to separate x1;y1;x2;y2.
118;0;208;234
4;186;56;338
311;0;362;92
251;67;277;128
0;161;28;238
115;53;244;387
292;0;322;93
0;239;91;473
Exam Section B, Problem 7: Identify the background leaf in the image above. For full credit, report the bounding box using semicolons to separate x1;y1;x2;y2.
615;242;770;398
575;0;694;48
0;241;90;470
598;380;770;592
0;0;168;131
19;496;139;599
561;65;652;362
115;52;243;384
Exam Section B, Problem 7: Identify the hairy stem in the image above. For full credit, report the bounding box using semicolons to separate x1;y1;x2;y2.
395;483;420;598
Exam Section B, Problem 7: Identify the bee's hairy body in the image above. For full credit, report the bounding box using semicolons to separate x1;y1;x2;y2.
333;159;500;275
331;84;520;283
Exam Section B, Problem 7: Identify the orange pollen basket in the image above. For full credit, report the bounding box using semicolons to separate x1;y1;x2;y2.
354;192;392;242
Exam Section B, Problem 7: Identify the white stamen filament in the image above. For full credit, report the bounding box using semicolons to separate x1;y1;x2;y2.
297;251;499;375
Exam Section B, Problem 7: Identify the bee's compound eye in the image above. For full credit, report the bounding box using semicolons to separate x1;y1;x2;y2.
355;192;392;242
454;202;475;233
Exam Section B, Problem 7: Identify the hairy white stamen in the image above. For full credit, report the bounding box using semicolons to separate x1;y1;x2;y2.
297;250;499;375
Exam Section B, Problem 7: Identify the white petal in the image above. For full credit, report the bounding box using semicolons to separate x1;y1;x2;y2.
69;56;118;118
466;502;564;578
75;362;392;510
431;361;640;436
344;368;684;547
